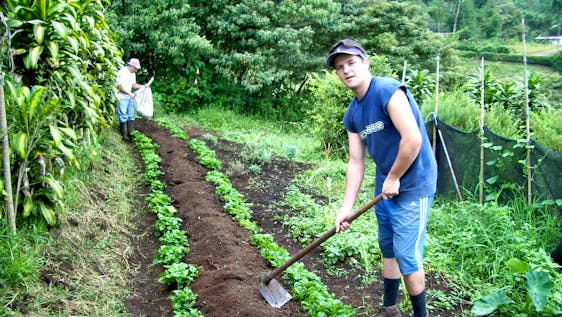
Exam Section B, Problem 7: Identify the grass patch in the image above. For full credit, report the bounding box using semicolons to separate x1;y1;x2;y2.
0;128;143;316
187;105;323;162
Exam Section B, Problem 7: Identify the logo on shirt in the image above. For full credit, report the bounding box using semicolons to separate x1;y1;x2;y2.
359;121;384;140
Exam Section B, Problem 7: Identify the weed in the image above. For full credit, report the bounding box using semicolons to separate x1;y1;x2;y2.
225;160;246;177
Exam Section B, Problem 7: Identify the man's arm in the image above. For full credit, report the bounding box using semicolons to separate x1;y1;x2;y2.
336;131;365;232
117;84;134;98
383;88;422;198
132;83;144;90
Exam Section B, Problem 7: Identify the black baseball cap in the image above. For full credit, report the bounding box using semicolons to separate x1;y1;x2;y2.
326;39;367;67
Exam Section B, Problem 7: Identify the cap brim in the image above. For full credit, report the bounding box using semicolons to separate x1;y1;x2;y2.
326;46;366;67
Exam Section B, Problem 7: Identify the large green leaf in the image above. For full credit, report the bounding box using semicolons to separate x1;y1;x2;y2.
46;40;59;62
471;290;513;315
33;23;45;44
524;270;553;312
38;201;57;226
23;46;44;69
49;125;62;147
22;196;34;218
506;258;529;274
11;131;29;160
51;20;67;40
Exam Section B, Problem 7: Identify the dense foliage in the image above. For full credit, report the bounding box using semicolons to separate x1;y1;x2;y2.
108;0;458;120
424;0;561;39
1;0;122;228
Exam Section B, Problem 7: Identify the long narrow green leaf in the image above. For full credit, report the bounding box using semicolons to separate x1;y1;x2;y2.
27;86;46;125
67;36;79;53
49;125;62;147
51;21;67;40
58;143;76;162
39;0;48;21
48;3;69;20
43;175;63;199
46;40;59;62
38;201;57;226
59;127;78;141
33;23;45;44
24;46;44;69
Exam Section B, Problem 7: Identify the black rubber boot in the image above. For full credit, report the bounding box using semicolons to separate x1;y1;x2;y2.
127;120;134;139
120;122;130;141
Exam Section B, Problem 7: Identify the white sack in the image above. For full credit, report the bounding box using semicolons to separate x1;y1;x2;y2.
134;77;154;118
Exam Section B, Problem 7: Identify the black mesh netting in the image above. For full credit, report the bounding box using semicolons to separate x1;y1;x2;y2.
426;117;562;205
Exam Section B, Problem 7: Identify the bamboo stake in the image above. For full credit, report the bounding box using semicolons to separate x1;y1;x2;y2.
521;18;532;204
401;60;407;84
436;125;463;201
479;57;485;205
432;56;440;153
0;72;16;234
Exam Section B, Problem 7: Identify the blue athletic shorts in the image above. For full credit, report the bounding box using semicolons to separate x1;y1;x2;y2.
375;195;433;275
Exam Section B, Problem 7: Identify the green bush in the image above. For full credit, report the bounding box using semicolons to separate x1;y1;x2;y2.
457;39;511;54
485;105;522;139
479;52;561;72
421;90;481;131
531;108;562;152
306;72;353;160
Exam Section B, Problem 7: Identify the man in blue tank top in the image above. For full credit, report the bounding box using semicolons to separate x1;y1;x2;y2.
330;39;437;317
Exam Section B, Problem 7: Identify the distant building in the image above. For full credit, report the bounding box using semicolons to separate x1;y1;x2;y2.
535;35;562;45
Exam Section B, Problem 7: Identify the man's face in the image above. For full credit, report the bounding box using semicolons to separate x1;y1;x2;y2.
128;65;139;73
333;54;369;90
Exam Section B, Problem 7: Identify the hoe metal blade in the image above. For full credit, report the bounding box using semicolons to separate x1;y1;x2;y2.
259;273;292;308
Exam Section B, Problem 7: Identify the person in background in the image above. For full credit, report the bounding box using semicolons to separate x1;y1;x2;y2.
330;39;437;317
116;58;144;141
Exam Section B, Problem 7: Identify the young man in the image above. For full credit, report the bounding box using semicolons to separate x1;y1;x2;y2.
330;39;437;317
116;58;144;141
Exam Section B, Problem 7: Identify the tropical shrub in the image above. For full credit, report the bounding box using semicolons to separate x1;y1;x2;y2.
1;0;122;227
531;108;562;152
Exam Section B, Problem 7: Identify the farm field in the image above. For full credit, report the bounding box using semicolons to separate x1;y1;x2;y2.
129;118;464;316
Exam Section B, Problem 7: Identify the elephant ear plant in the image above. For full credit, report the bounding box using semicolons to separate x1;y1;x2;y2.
472;258;558;316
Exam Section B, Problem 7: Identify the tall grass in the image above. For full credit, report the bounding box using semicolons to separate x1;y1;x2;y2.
427;198;562;314
0;220;47;305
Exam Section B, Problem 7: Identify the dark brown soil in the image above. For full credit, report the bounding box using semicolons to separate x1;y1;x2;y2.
126;118;463;317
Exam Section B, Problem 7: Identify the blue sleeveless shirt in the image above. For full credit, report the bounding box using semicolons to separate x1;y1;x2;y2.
343;76;437;201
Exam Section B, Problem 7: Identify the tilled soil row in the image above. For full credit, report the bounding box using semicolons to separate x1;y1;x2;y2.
134;119;306;316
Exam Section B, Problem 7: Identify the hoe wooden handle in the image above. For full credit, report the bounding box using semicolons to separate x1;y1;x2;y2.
264;194;383;283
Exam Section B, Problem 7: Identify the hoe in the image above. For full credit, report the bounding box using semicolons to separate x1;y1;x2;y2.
259;194;383;308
